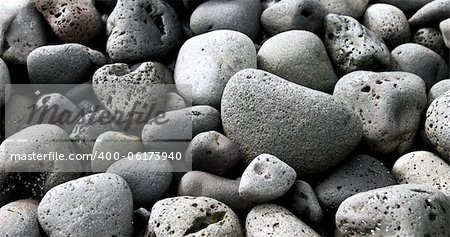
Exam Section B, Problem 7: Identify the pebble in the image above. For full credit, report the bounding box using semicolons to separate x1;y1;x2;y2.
412;27;446;56
440;18;450;48
107;0;182;62
177;171;255;213
370;0;433;13
428;79;450;104
319;0;368;18
246;204;321;237
425;91;450;162
174;30;256;108
391;43;449;90
324;14;391;75
260;0;328;35
363;4;410;48
0;0;47;64
186;131;240;176
409;0;450;27
0;199;41;237
257;30;338;93
149;196;243;236
221;69;362;176
4;94;34;136
336;184;450;236
164;92;186;112
333;71;427;155
0;58;10;107
38;173;133;237
34;0;104;44
27;44;107;84
190;0;261;40
392;151;450;197
238;154;297;203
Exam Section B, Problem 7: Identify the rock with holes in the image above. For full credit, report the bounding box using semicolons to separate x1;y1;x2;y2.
425;91;450;162
177;171;255;213
34;0;104;43
429;79;450;104
107;0;182;62
261;0;328;35
190;0;261;40
391;43;449;90
0;199;41;237
222;69;362;176
393;151;450;197
440;19;450;48
0;0;47;64
27;44;107;84
186;131;240;176
336;184;450;236
315;154;396;212
370;0;433;13
38;173;133;237
324;14;391;75
333;71;427;155
238;154;297;203
412;27;446;57
409;0;450;27
246;204;321;237
0;58;10;107
149;196;243;236
165;92;186;112
257;30;338;93
363;4;410;48
319;0;368;18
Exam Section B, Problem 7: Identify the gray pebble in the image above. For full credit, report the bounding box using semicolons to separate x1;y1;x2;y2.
440;18;450;48
336;184;449;236
174;30;256;108
324;14;391;75
0;58;10;107
4;94;34;137
221;69;362;176
333;71;427;155
425;91;450;162
319;0;368;18
409;0;450;27
38;173;133;237
261;0;328;35
257;30;338;93
370;0;433;13
315;154;396;212
246;204;321;237
412;27;446;57
0;199;41;237
165;92;186;112
428;79;450;104
391;43;449;90
149;196;243;236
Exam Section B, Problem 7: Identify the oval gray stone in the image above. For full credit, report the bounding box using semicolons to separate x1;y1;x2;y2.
319;0;368;18
0;58;10;107
412;27;446;57
165;92;186;112
0;199;41;237
425;91;450;162
440;18;450;48
409;0;450;27
428;79;450;104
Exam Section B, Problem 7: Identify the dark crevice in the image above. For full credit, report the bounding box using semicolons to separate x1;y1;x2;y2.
183;212;226;236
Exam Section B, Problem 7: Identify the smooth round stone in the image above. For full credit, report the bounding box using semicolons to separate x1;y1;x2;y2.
393;151;450;197
391;43;449;90
239;154;296;203
333;71;427;155
363;4;410;48
107;0;182;62
221;69;362;176
428;79;450;104
177;171;255;213
0;199;41;237
107;156;172;207
165;92;186;112
324;14;391;75
190;0;261;40
425;91;450;161
0;0;47;64
336;184;450;236
246;204;321;237
412;27;446;56
319;0;368;18
149;196;243;236
370;0;433;13
27;44;107;84
440;19;450;48
0;58;10;107
174;30;256;108
34;0;104;43
409;0;450;27
257;30;338;93
315;154;396;212
261;0;328;35
38;173;133;237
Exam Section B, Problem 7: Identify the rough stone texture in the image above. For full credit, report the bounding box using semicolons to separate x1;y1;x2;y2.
107;0;182;62
34;0;104;43
319;0;368;18
425;91;450;162
149;196;243;236
428;79;450;104
363;4;410;48
257;30;338;93
334;71;427;155
0;0;47;64
0;199;41;237
391;43;448;90
409;0;450;27
190;0;261;40
440;18;450;48
221;69;362;176
324;14;391;75
165;92;186;112
0;58;10;107
4;94;34;136
261;0;328;35
38;173;133;237
336;184;450;237
174;30;256;108
412;27;446;57
370;0;434;13
246;204;321;237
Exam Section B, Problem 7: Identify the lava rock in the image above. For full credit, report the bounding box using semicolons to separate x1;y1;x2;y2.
409;0;450;27
319;0;368;18
257;30;338;92
0;199;41;237
425;91;450;161
165;92;186;112
0;58;10;107
440;19;450;48
370;0;433;13
428;79;450;104
412;27;446;56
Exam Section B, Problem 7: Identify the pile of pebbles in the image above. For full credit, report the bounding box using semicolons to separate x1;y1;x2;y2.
0;0;450;236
